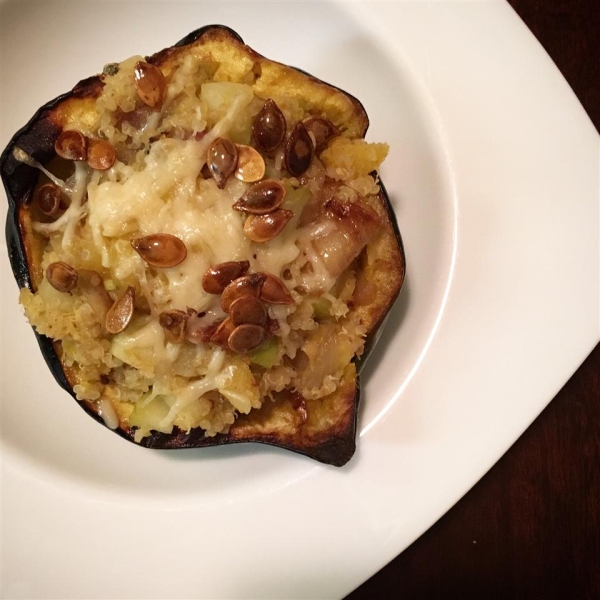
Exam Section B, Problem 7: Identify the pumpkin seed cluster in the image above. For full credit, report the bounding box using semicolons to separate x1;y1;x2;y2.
39;65;341;357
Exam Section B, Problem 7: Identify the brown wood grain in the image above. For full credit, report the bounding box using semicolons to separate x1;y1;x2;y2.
346;0;600;598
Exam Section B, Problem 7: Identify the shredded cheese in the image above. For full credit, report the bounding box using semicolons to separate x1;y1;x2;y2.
12;147;72;193
158;348;225;428
32;162;90;250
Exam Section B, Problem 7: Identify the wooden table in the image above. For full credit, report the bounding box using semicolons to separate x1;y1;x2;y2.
347;1;600;598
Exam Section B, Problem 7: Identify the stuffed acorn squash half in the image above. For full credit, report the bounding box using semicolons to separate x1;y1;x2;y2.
1;25;405;466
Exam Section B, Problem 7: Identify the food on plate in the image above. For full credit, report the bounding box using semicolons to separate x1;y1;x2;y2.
0;25;405;465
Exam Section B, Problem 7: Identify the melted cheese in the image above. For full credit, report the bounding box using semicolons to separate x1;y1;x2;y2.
98;398;119;429
253;230;301;279
88;140;302;313
21;82;311;434
110;319;167;375
158;348;225;428
12;147;72;193
29;160;90;251
88;85;297;430
88;138;252;310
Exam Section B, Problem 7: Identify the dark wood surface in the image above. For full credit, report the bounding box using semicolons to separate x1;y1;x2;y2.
346;1;600;599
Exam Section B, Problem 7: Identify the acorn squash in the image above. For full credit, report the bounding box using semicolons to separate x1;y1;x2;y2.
0;25;405;466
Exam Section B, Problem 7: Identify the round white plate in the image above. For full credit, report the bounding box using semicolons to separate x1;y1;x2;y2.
1;1;598;598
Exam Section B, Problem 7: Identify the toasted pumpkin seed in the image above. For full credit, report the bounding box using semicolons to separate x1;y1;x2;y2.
229;294;267;326
105;286;135;334
202;260;250;295
46;261;78;293
133;61;166;109
36;183;64;218
252;99;286;152
235;145;266;182
243;209;293;243
221;273;266;312
228;323;266;353
260;273;294;305
87;139;116;171
207;137;238;189
55;130;88;161
284;122;314;177
210;317;236;348
159;309;188;343
233;179;286;215
302;116;339;153
131;234;187;268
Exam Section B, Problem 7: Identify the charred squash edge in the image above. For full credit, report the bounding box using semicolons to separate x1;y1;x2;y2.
0;25;405;466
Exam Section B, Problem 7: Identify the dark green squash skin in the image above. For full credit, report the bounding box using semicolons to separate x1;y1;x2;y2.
0;25;405;466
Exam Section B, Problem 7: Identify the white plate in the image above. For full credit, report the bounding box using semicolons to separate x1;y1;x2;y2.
1;1;598;598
